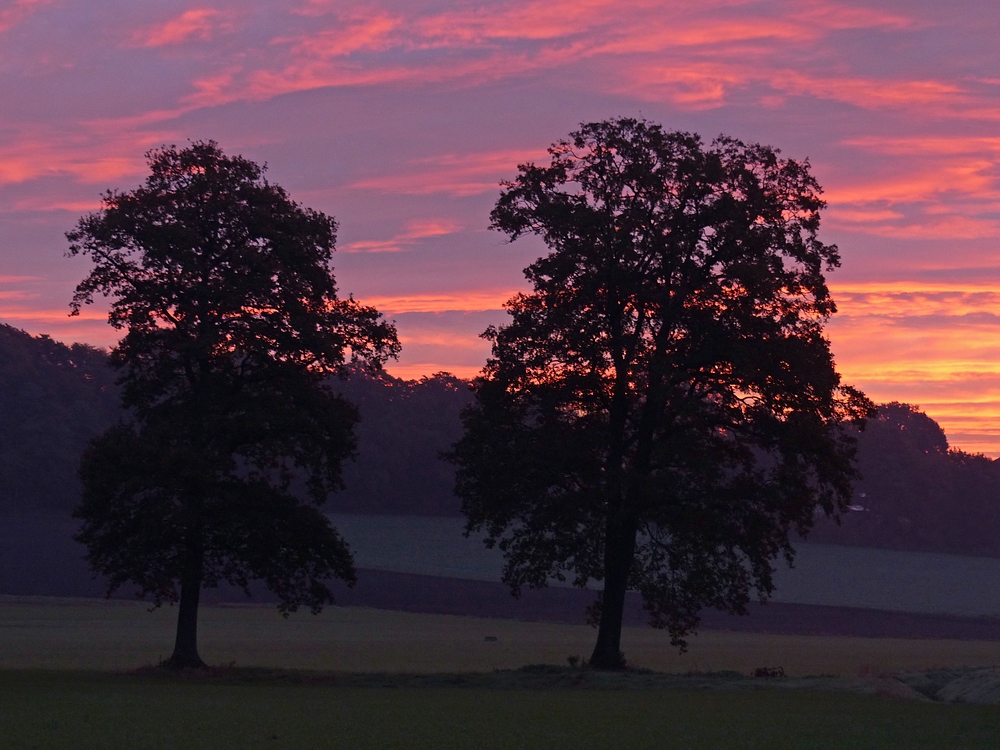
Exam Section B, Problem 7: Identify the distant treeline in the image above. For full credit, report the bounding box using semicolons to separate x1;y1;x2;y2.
808;402;1000;558
0;325;119;514
2;324;1000;555
0;323;469;517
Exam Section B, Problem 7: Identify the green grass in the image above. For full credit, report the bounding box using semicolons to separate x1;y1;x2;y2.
1;670;998;750
4;599;1000;747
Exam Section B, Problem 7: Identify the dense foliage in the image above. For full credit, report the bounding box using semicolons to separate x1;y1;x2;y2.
452;118;873;667
67;142;398;667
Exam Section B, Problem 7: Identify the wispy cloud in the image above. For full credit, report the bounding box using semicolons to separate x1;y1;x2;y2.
823;136;1000;239
0;0;50;34
133;8;233;48
351;149;547;197
341;218;463;253
0;127;155;188
363;289;517;314
828;280;1000;454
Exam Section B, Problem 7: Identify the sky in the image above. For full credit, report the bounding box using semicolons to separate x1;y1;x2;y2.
0;0;999;453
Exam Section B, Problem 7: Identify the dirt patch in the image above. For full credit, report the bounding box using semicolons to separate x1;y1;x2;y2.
899;667;1000;704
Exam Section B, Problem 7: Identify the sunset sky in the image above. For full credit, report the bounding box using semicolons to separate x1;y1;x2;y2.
1;0;999;453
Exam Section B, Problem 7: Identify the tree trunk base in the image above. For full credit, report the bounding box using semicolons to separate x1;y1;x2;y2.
160;653;207;670
588;650;627;670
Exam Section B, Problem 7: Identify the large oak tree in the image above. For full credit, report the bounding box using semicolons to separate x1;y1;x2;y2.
451;119;873;669
69;142;399;668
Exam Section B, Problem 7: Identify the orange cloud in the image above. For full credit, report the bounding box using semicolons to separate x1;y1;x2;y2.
383;362;482;381
0;305;107;323
826;281;1000;455
820;135;1000;240
363;289;517;314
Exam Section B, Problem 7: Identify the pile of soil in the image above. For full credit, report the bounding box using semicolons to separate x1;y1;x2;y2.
899;667;1000;704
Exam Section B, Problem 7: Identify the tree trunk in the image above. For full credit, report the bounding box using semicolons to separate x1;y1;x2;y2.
165;546;205;669
589;517;638;669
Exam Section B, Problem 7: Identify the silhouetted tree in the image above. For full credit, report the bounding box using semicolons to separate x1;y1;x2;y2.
451;118;873;669
68;142;399;668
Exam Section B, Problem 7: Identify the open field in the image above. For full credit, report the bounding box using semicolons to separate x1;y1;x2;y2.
4;599;1000;748
4;597;1000;677
1;670;999;750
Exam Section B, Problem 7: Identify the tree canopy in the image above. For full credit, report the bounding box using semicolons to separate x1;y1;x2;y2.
451;118;873;668
68;141;399;667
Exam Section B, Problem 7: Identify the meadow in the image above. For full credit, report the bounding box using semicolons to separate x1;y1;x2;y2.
4;670;1000;750
5;596;1000;676
4;597;1000;748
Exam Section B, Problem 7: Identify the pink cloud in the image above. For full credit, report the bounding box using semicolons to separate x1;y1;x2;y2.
0;118;173;196
351;148;548;197
0;0;49;34
173;0;924;113
283;12;400;57
134;8;231;48
0;132;148;187
341;217;463;253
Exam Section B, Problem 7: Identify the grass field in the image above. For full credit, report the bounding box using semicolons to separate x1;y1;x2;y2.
1;670;999;749
4;598;1000;748
4;596;1000;677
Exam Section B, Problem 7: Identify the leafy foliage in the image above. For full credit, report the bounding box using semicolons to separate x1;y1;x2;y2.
67;141;398;665
451;118;873;666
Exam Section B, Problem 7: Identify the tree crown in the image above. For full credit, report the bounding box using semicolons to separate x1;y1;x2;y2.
68;140;398;415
